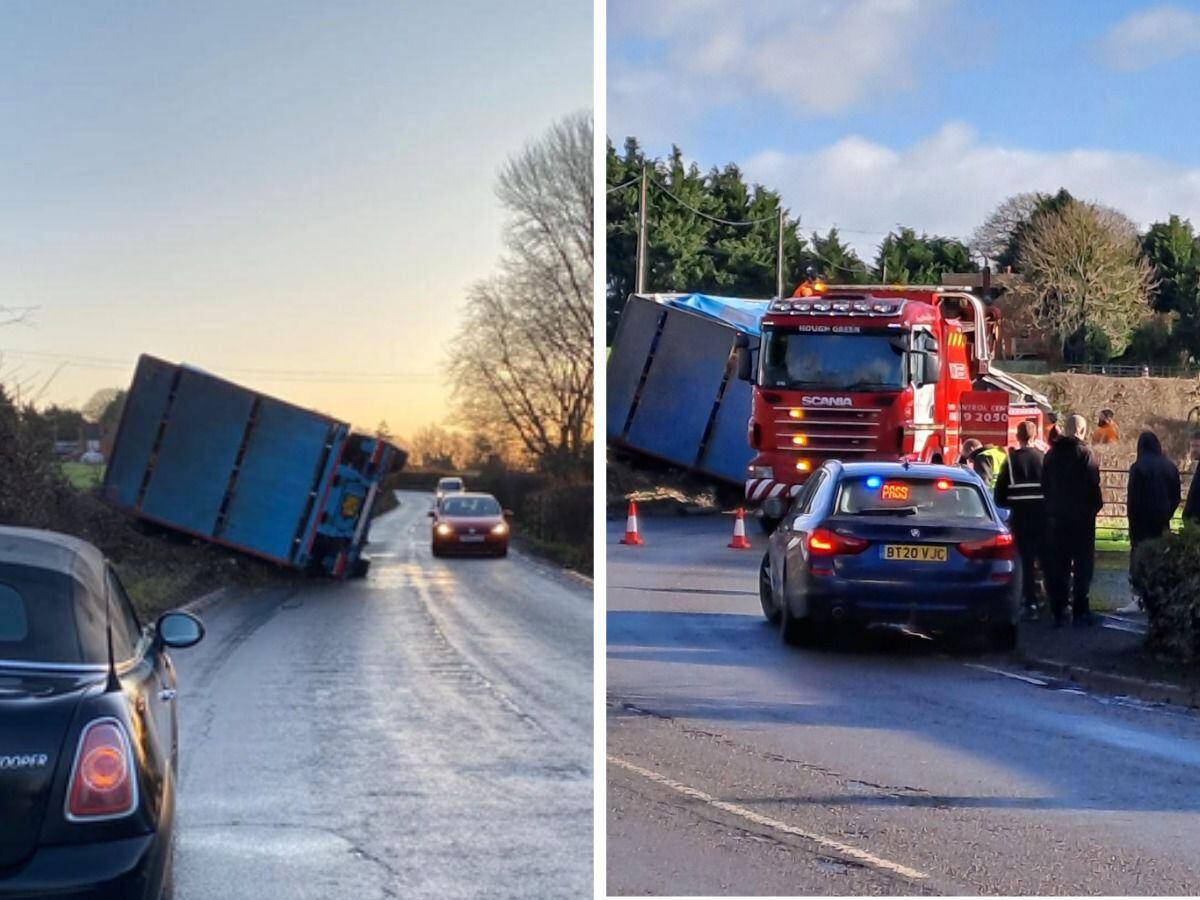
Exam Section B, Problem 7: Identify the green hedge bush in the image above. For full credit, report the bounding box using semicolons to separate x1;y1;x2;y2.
1130;524;1200;663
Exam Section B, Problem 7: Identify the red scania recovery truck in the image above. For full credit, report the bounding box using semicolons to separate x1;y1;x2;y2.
735;281;1050;522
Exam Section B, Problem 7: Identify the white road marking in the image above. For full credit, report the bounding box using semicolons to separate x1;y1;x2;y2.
1100;616;1147;635
608;755;930;882
963;663;1048;686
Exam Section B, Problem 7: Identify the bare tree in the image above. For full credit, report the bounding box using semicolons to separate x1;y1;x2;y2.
1014;199;1155;358
450;113;593;470
407;424;469;470
0;305;37;327
82;388;123;424
969;192;1042;264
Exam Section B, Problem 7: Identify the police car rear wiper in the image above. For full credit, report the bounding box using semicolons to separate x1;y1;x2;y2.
851;506;919;516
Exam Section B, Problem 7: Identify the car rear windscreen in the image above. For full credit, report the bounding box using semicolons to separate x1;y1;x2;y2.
835;476;990;519
0;563;106;665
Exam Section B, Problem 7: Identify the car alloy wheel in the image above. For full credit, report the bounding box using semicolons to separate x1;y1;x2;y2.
759;553;780;624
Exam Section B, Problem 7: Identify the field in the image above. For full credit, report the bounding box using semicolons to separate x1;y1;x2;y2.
61;461;104;489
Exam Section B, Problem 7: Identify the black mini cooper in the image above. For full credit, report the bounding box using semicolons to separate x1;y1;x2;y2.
0;526;204;899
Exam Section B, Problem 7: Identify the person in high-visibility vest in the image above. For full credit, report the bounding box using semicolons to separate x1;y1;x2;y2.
995;420;1047;620
959;438;1006;489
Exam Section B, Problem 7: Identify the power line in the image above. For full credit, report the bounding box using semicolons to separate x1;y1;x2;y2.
0;348;441;383
606;175;640;195
649;178;779;227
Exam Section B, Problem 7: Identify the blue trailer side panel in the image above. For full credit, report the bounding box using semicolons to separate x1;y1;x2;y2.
699;377;754;484
139;370;255;537
607;293;767;484
607;296;664;441
624;309;735;467
103;357;176;510
220;402;335;563
104;355;404;575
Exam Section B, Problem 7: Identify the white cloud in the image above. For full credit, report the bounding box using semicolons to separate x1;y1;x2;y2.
608;0;957;134
1096;4;1200;71
742;123;1200;259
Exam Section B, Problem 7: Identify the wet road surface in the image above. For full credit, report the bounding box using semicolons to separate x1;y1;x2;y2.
171;492;592;899
607;515;1200;896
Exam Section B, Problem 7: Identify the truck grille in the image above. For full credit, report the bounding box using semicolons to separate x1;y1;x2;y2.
772;405;883;454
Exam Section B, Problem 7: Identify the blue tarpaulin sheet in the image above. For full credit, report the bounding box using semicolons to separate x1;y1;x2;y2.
659;294;767;335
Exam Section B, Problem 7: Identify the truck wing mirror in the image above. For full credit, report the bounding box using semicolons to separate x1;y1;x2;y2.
923;354;941;385
735;347;753;381
733;333;755;382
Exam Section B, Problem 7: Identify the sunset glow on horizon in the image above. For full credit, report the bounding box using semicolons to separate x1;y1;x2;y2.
1;0;591;439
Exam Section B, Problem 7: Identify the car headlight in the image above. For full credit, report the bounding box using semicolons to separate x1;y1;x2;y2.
491;522;509;536
435;523;454;537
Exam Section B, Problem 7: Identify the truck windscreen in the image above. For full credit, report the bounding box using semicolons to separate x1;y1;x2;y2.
759;329;907;390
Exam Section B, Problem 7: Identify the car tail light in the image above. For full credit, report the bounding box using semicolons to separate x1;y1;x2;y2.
67;719;137;821
958;532;1016;560
807;528;869;557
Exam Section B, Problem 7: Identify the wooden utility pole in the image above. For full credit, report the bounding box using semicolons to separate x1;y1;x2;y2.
635;164;648;294
776;207;785;298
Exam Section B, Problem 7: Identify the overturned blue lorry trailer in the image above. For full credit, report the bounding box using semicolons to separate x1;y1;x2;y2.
103;355;405;577
607;292;766;485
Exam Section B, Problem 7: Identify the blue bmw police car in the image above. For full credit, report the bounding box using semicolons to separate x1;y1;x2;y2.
758;461;1020;650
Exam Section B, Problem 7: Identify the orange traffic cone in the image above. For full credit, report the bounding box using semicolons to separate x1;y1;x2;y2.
728;507;752;549
620;500;644;545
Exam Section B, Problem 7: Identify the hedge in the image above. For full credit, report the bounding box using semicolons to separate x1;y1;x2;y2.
1130;524;1200;664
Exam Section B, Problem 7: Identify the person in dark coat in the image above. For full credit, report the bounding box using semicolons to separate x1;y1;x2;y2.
1040;414;1104;626
1127;431;1180;544
995;420;1047;619
1121;431;1180;613
1183;431;1200;525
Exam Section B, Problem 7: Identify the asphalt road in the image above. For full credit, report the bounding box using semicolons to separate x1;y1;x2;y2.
169;492;592;899
607;514;1200;896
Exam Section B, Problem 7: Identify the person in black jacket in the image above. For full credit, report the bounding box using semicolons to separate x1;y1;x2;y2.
1121;430;1181;613
995;420;1046;620
1040;414;1104;627
1183;431;1200;524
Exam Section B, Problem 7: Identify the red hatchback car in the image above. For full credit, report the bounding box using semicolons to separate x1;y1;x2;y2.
430;492;511;557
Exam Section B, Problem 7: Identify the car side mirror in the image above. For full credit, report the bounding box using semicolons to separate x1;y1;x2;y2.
156;611;204;649
997;506;1012;524
503;509;514;519
427;510;436;518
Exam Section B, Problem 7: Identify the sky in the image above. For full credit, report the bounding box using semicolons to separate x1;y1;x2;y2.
0;0;591;438
608;0;1200;260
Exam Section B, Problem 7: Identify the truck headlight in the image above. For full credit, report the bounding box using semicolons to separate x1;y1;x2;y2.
748;465;774;479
